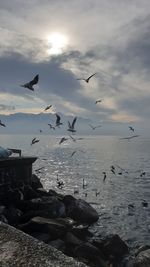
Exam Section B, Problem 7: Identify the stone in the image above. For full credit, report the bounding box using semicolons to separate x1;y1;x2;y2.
63;195;99;224
31;174;43;190
134;249;150;267
49;239;66;253
74;242;107;267
93;234;128;263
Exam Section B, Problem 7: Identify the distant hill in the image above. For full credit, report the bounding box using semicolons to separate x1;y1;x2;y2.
0;112;92;135
0;112;138;136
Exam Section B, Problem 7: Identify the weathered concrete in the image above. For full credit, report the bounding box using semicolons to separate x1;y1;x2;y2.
0;222;87;267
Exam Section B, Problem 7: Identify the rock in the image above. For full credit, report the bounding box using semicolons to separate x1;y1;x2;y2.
63;195;99;224
135;246;150;257
20;196;66;218
31;217;68;240
134;249;150;267
31;232;51;243
19;216;67;240
93;234;128;264
49;239;66;253
4;206;22;226
74;242;107;266
31;174;43;190
65;232;82;246
21;185;39;200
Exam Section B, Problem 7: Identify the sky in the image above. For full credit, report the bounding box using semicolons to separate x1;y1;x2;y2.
0;0;150;131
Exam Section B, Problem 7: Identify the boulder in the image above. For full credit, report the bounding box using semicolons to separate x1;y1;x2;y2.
133;249;150;267
93;234;128;263
31;174;43;190
19;216;68;240
20;196;66;218
74;242;107;266
63;195;99;224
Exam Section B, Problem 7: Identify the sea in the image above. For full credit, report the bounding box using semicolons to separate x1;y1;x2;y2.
0;134;150;250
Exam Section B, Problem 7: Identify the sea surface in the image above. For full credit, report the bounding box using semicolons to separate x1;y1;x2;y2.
0;134;150;250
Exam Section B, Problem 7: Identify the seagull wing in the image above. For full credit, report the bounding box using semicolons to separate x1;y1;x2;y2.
86;73;97;82
95;125;102;129
30;74;39;86
89;124;94;129
68;121;71;129
72;117;77;129
56;113;61;124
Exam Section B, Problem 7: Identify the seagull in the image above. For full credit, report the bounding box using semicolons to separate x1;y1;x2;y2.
55;113;63;127
0;120;6;127
89;124;102;130
71;151;77;157
120;135;139;140
59;137;68;145
103;172;107;182
95;99;102;104
30;137;40;145
39;129;42;133
83;178;88;189
21;74;39;91
44;105;52;111
69;135;83;142
111;165;115;174
129;126;134;132
48;123;55;130
67;117;77;133
77;73;97;83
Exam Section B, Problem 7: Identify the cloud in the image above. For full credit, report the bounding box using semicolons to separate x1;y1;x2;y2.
0;104;15;111
0;0;150;129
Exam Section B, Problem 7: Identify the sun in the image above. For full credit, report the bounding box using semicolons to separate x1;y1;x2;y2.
47;33;68;55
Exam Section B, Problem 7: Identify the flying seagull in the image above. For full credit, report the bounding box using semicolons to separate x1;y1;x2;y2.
77;73;97;83
44;105;52;111
69;135;84;142
103;172;107;182
95;99;102;104
0;120;6;127
21;74;39;91
129;126;134;132
89;124;102;130
48;123;55;130
55;113;63;127
67;117;77;133
59;137;68;145
120;135;139;141
30;137;40;145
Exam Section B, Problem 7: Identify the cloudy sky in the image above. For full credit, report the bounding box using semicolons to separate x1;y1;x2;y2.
0;0;150;129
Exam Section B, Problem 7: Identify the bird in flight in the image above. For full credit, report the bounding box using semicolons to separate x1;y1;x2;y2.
0;120;6;127
55;113;63;127
120;135;139;141
77;73;97;83
67;117;77;133
21;74;39;91
129;126;134;132
69;135;84;142
95;99;102;104
30;137;40;145
111;165;115;174
44;105;52;111
103;172;107;182
48;123;55;130
89;124;102;130
59;137;68;145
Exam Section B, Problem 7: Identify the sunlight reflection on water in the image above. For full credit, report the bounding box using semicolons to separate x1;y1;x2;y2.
0;134;150;248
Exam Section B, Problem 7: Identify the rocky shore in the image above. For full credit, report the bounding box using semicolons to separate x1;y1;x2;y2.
0;173;149;267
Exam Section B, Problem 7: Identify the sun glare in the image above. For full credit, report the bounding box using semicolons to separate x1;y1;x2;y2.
47;33;68;55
